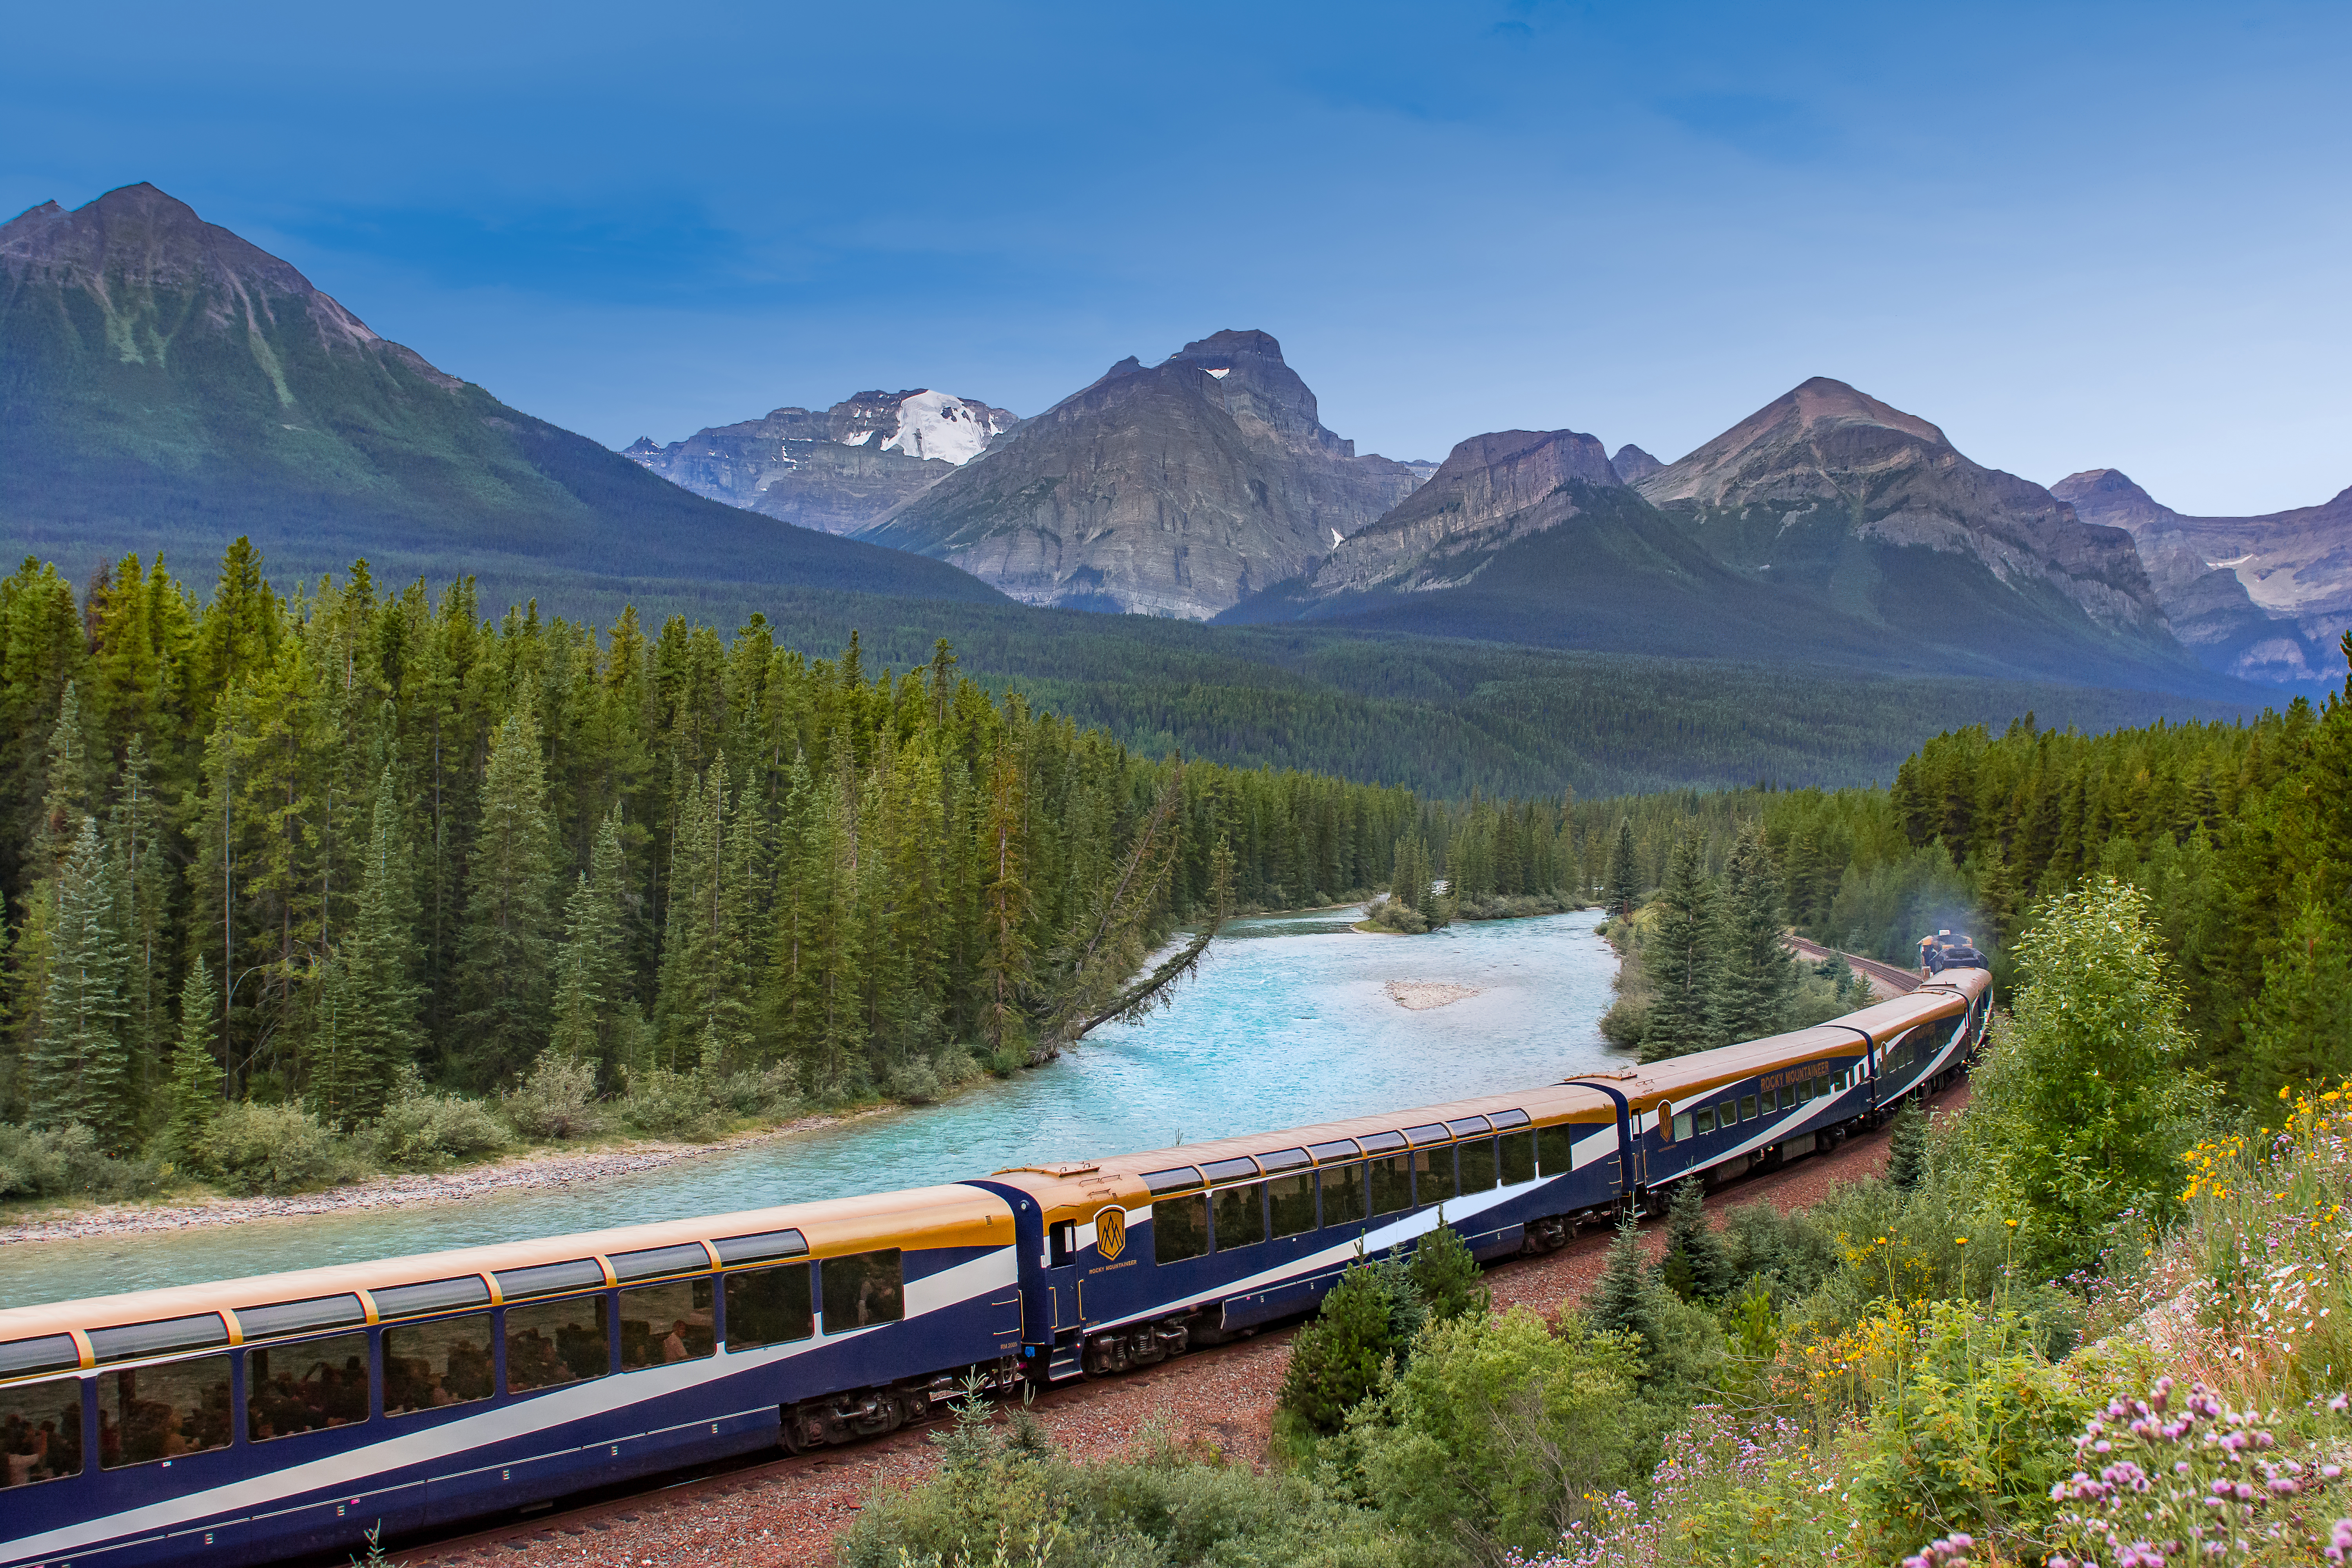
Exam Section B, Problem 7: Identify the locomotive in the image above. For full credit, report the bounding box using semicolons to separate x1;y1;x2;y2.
0;965;1989;1568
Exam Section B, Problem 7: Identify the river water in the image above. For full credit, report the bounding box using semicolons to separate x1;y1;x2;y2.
0;908;1625;1309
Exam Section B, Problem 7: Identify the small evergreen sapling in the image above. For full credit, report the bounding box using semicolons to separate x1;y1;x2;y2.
1657;1178;1737;1302
1409;1217;1489;1324
1886;1098;1928;1192
1279;1252;1419;1433
1585;1216;1664;1356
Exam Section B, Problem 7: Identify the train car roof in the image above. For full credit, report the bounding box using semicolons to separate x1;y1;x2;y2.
0;1182;1012;1354
986;1080;1621;1220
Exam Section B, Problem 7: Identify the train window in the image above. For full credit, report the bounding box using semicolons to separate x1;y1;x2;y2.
1446;1116;1492;1138
1212;1182;1266;1250
1695;1107;1715;1135
1499;1131;1535;1185
1358;1131;1407;1156
1257;1147;1311;1173
383;1314;495;1416
712;1229;807;1265
822;1250;904;1332
238;1294;366;1340
1308;1139;1360;1163
1413;1147;1457;1208
1200;1158;1259;1185
1267;1173;1316;1238
611;1244;712;1283
1;1376;82;1486
248;1333;369;1441
1672;1113;1693;1141
0;1335;79;1379
505;1298;610;1394
88;1313;228;1365
1321;1163;1368;1226
374;1276;492;1319
98;1356;231;1468
1739;1094;1757;1122
1369;1153;1413;1215
621;1279;715;1369
1154;1194;1210;1262
1403;1123;1450;1147
723;1264;813;1349
1142;1167;1204;1197
1814;1074;1831;1098
1534;1123;1575;1176
495;1259;606;1301
1458;1137;1498;1194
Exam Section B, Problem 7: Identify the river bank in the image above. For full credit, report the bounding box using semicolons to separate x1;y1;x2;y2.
0;1106;885;1249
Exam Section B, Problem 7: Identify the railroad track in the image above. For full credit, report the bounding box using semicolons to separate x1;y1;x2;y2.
1782;934;1920;996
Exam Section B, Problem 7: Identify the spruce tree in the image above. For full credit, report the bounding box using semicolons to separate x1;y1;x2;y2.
1607;818;1640;915
113;736;170;1114
34;681;92;873
1409;1218;1489;1323
978;736;1032;1063
1585;1216;1663;1354
31;819;132;1143
1658;1177;1737;1302
1708;825;1794;1046
1640;833;1717;1062
549;808;634;1078
1886;1098;1929;1192
160;958;225;1165
2245;898;2352;1099
313;774;421;1124
455;706;559;1085
1277;1259;1403;1434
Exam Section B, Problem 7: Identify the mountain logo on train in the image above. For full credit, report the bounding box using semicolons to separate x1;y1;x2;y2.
1095;1208;1127;1261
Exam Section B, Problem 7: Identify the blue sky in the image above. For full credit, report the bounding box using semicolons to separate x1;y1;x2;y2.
5;0;2347;514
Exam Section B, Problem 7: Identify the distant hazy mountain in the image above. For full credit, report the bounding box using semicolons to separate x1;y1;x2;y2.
1610;444;1663;483
0;184;1001;608
1227;379;2227;693
2053;467;2348;686
625;388;1016;535
860;330;1424;618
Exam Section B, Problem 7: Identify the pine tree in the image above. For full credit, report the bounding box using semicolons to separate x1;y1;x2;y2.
31;820;132;1142
159;956;224;1163
1708;825;1793;1046
1886;1098;1929;1192
978;735;1033;1063
1641;833;1717;1062
2245;899;2352;1099
34;681;92;873
1277;1258;1405;1433
1658;1177;1737;1301
1409;1218;1489;1323
113;735;170;1114
455;706;559;1085
1607;818;1640;916
1585;1216;1663;1355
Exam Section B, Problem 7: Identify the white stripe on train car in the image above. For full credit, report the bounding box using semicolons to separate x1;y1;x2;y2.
0;1244;1020;1565
1090;1178;1542;1334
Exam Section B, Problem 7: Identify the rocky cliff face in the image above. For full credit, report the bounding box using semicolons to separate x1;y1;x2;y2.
1633;378;2178;650
0;184;1003;608
860;329;1423;618
624;389;1016;535
1310;428;1623;595
2054;467;2349;685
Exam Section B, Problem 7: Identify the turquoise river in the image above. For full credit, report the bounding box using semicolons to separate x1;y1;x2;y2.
0;907;1625;1309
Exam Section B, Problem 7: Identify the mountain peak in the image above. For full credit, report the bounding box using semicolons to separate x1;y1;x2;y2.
2053;468;2157;506
1775;376;1950;446
1610;443;1663;484
1170;328;1285;365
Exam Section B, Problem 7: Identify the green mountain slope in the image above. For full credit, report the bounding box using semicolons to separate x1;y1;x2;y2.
0;185;1003;608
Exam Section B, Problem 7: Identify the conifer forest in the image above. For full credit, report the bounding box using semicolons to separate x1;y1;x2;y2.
0;544;1608;1156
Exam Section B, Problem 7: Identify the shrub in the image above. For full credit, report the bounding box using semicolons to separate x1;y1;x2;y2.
1352;1307;1642;1560
708;1061;804;1119
367;1085;514;1169
1363;895;1430;935
617;1067;724;1142
0;1122;166;1201
1410;1220;1488;1325
501;1052;607;1140
202;1102;348;1194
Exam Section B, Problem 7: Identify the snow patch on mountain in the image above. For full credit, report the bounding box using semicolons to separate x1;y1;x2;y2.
880;389;1006;465
839;429;875;446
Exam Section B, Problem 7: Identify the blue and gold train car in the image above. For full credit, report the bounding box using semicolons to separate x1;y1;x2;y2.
0;1186;1023;1567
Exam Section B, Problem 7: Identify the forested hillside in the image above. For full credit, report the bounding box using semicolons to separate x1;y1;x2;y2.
1583;633;2352;1093
0;541;1524;1152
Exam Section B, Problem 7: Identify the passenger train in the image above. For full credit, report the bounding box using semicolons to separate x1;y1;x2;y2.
0;965;1990;1567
